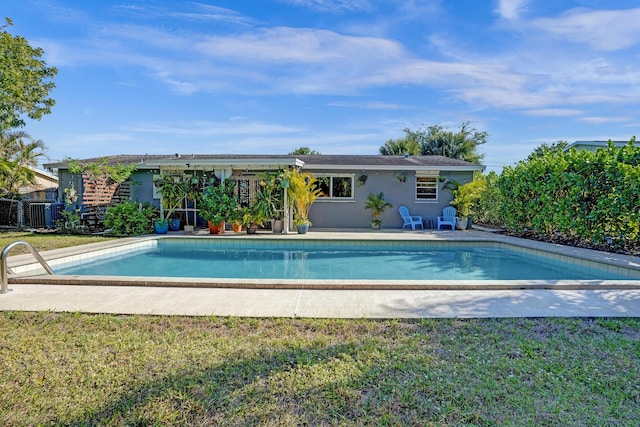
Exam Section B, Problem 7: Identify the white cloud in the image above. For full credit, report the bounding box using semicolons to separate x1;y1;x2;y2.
38;4;640;118
532;7;640;51
327;101;403;110
524;109;582;117
495;0;529;20
126;120;303;137
578;116;631;125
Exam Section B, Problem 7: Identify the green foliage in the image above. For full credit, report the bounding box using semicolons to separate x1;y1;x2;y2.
66;157;136;184
103;201;156;236
0;130;46;196
241;205;269;227
0;18;57;131
379;137;421;156
153;174;201;222
254;170;286;219
526;140;569;161
365;192;392;225
289;146;321;155
403;121;487;163
497;139;640;246
472;171;503;227
199;179;237;224
55;209;83;233
447;176;487;217
284;169;323;226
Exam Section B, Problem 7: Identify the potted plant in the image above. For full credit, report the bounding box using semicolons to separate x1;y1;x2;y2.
229;206;243;232
284;169;323;234
365;192;392;230
182;175;202;234
153;174;186;233
153;174;202;233
447;178;486;230
199;178;237;234
241;205;269;234
257;171;286;233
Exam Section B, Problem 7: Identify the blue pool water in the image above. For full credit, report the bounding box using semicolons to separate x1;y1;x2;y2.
55;239;628;281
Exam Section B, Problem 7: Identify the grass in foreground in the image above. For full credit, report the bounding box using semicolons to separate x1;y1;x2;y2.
1;313;639;426
0;231;114;255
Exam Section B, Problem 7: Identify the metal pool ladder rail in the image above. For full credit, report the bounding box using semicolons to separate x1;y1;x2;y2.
1;241;54;293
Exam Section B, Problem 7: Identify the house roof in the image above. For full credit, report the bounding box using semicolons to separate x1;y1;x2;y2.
45;154;484;172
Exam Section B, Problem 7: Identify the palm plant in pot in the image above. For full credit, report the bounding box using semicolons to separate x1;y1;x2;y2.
447;177;486;230
199;178;237;234
152;174;188;233
284;169;323;234
365;192;392;230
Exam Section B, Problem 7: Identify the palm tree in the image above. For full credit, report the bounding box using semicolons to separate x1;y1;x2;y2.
0;130;47;196
379;137;421;156
403;121;486;163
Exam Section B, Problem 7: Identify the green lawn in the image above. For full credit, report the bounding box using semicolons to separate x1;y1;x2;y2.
0;231;114;255
1;313;638;426
1;233;638;425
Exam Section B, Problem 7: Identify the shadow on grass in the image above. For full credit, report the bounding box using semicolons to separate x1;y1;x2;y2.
71;341;372;425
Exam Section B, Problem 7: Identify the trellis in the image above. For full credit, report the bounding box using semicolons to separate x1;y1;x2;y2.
80;175;130;231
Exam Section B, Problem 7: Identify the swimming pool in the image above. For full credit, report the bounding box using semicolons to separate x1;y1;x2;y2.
48;238;635;282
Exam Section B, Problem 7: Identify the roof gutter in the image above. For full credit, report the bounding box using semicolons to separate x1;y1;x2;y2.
301;164;485;172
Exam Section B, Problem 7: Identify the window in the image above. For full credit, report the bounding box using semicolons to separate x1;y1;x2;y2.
416;175;439;200
317;175;354;199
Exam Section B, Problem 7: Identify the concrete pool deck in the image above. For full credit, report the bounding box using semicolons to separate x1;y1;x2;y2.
1;228;639;318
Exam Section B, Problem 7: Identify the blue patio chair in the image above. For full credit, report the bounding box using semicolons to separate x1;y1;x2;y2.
399;205;423;230
437;207;457;230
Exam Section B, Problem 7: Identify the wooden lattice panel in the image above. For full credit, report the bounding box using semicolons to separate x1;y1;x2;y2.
81;176;131;231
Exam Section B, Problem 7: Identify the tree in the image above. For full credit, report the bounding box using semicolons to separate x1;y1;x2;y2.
378;137;421;155
289;147;321;155
1;18;57;131
403;121;487;163
0;130;47;196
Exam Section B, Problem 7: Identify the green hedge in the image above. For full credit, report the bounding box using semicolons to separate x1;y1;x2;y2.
104;201;157;236
495;139;639;245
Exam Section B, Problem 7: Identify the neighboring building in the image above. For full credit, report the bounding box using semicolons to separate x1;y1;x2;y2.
565;140;630;152
17;166;58;200
45;154;484;229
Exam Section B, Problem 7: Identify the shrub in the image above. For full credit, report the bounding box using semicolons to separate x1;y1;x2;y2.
472;171;502;227
104;201;156;236
495;139;639;248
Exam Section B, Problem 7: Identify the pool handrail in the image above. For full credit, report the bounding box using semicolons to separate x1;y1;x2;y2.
1;240;54;293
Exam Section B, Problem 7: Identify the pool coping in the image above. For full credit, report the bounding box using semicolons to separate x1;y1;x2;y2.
5;229;640;291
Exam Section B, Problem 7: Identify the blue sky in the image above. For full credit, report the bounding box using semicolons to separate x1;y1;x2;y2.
6;0;640;171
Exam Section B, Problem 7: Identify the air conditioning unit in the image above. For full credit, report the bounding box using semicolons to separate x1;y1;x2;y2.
29;203;52;228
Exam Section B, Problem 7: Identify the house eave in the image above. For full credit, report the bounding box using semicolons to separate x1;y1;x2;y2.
301;164;485;172
149;158;305;169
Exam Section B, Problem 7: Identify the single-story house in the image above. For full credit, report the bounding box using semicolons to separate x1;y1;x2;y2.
45;154;484;229
17;166;59;200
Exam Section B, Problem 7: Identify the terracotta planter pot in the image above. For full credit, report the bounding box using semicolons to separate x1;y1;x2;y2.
208;220;225;234
232;222;242;233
